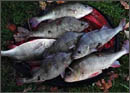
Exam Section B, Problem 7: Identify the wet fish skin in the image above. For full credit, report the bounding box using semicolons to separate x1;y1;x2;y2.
15;17;88;41
30;3;93;28
1;39;56;61
19;52;72;83
64;40;129;82
72;18;126;59
31;17;88;38
42;31;84;57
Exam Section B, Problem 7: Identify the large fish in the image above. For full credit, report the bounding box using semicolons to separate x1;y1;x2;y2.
15;17;88;41
17;52;72;84
30;2;93;28
72;18;126;59
64;40;129;82
1;39;56;61
42;32;84;57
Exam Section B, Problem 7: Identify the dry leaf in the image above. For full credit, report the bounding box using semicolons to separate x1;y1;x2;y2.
39;1;47;10
23;87;32;93
125;22;129;29
56;1;65;4
126;76;129;81
6;24;16;32
120;0;129;9
50;87;58;92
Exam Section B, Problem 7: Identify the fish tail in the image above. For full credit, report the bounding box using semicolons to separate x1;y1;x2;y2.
118;18;126;30
122;40;129;54
1;49;15;57
1;51;8;56
14;27;30;42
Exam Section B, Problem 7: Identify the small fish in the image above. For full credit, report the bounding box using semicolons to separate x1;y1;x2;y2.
72;18;126;59
64;40;129;82
30;3;93;28
15;17;88;41
17;52;72;84
42;32;84;57
1;39;56;61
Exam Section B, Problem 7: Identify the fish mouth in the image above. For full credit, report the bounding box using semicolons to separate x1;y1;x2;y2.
87;6;93;14
72;54;81;60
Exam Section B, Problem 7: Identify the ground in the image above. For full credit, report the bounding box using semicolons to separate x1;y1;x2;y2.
1;1;129;92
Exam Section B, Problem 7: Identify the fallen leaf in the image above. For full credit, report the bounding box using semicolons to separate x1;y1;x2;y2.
120;0;129;9
126;75;129;81
56;1;65;4
6;24;16;32
23;87;32;93
125;22;129;29
50;87;58;92
39;1;47;10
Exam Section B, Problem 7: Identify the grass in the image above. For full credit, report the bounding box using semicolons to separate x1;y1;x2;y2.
1;1;129;92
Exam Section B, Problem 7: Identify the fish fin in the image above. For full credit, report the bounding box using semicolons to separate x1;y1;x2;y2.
100;25;109;30
91;48;97;52
69;45;75;49
122;40;129;53
119;18;126;30
111;60;120;68
89;70;102;78
61;71;65;79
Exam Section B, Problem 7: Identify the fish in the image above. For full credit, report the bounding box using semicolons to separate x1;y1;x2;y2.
15;17;88;41
42;31;84;57
17;52;72;84
1;39;56;61
124;30;129;39
30;2;93;28
64;40;129;82
72;18;126;59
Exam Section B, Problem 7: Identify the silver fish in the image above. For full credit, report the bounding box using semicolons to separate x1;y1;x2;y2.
18;52;72;84
64;40;129;82
1;39;56;61
30;3;93;27
72;18;126;59
15;17;88;41
42;32;84;57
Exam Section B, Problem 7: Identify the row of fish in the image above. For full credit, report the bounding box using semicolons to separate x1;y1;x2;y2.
1;2;129;84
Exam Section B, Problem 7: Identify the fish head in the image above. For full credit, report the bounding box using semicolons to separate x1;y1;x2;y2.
74;3;93;17
83;5;93;15
78;21;89;31
64;70;81;82
72;45;90;59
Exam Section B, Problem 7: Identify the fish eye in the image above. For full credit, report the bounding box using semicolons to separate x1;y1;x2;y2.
67;71;71;76
38;76;40;80
77;50;81;54
48;30;52;33
81;22;84;26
